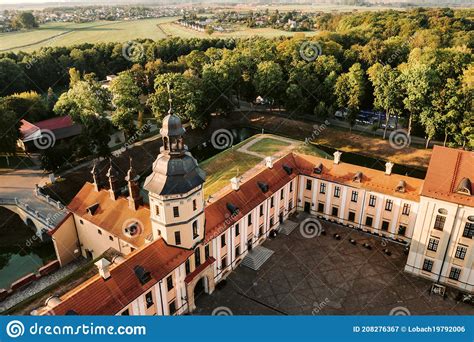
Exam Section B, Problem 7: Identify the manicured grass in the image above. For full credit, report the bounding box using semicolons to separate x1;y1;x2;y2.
200;147;262;199
295;142;332;158
247;137;290;155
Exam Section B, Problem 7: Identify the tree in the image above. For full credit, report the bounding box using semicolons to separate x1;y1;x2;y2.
0;58;26;95
12;12;38;30
110;71;142;136
400;62;439;136
1;91;48;122
148;73;206;128
0;105;20;163
54;74;111;124
335;63;366;130
367;63;403;139
253;61;285;109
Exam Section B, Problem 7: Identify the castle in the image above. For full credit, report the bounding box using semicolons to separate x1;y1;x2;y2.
37;112;473;315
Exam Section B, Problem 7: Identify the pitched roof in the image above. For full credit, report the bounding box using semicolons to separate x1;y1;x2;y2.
67;182;152;248
293;153;423;202
51;238;192;315
421;145;474;206
20;115;81;141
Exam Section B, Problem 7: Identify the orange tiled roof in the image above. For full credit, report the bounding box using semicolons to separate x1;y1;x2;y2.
67;182;152;248
51;239;192;315
421;146;474;206
293;153;423;202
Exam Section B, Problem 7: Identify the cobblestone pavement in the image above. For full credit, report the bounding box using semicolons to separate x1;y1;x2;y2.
192;219;474;316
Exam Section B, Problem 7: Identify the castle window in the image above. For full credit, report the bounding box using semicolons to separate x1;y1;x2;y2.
145;291;154;308
173;206;180;218
97;229;102;235
422;259;433;272
449;267;461;281
402;203;410;215
385;199;393;212
290;182;293;193
319;183;326;194
248;214;252;226
334;186;340;198
365;216;373;227
433;215;446;231
427;238;439;252
331;206;338;217
221;256;227;269
192;221;198;239
120;309;130;316
259;205;264;217
455;246;467;260
221;234;226;248
192;199;197;211
306;179;312;190
317;203;324;213
462;222;474;239
381;220;389;231
280;190;284;200
235;224;240;237
348;211;356;222
169;301;177;315
398;225;407;236
109;236;114;241
175;231;181;245
368;195;376;207
185;260;190;274
166;275;174;291
351;191;358;203
205;244;210;259
235;245;240;257
195;248;201;267
270;197;274;208
155;205;160;216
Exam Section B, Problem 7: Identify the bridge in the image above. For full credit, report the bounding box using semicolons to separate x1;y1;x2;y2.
0;189;68;239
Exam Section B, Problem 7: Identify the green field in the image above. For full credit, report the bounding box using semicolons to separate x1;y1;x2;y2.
0;17;318;53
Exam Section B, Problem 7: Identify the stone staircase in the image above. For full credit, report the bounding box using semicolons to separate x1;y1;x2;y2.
278;220;299;236
241;246;274;271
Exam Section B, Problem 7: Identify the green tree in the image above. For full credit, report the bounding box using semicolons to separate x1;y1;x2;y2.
110;71;142;137
12;12;38;30
253;61;285;109
335;63;366;130
0;105;20;162
367;63;403;139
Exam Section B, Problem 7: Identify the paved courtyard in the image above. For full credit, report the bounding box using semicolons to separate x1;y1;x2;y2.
193;217;474;316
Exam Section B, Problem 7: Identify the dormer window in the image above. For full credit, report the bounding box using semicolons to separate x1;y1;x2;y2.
395;180;406;193
282;164;293;175
257;181;269;193
226;202;239;216
353;172;363;183
134;265;151;285
86;203;99;215
314;163;323;174
456;178;472;196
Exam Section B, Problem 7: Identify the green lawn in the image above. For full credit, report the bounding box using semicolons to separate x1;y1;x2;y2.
200;147;261;199
247;137;290;155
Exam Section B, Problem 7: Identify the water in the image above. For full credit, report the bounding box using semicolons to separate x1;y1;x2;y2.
0;253;43;289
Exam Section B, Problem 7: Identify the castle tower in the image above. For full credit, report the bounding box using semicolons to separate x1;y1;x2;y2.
106;158;120;200
126;157;142;210
143;111;206;249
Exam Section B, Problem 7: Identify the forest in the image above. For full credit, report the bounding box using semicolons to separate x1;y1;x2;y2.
0;7;472;170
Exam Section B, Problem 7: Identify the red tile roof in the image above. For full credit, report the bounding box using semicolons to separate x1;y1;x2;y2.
421;146;474;206
67;183;152;248
51;238;192;315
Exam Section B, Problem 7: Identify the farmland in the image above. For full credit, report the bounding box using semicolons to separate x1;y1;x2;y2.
0;17;317;53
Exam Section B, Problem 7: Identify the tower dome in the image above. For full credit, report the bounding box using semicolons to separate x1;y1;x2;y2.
160;114;186;137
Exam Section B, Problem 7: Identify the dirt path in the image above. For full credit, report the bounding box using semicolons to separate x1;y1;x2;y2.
237;134;298;158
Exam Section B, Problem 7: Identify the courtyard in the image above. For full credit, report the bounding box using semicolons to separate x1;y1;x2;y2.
192;216;474;316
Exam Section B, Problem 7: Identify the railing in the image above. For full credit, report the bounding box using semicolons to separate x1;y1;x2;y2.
0;197;57;229
34;185;65;210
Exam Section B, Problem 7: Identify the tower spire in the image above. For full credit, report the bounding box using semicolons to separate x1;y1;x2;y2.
126;156;142;210
106;158;120;200
91;160;100;192
167;83;173;115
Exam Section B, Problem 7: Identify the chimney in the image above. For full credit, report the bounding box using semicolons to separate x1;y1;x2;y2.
333;151;342;165
95;258;111;280
91;161;100;192
230;177;240;191
125;158;142;210
385;162;394;175
106;159;120;200
265;156;273;169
